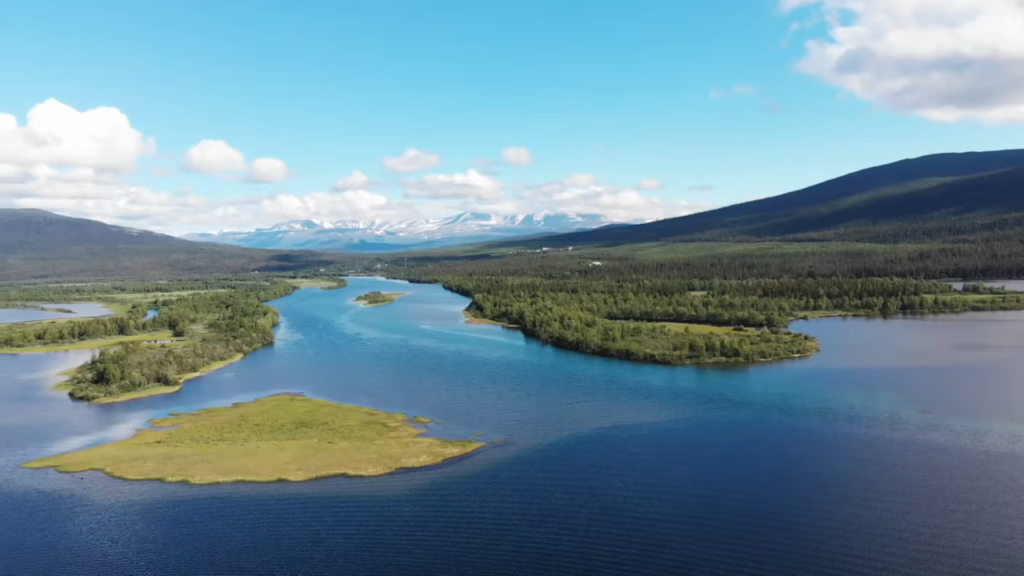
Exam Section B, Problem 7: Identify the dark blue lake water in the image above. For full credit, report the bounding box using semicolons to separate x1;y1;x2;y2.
4;277;1024;575
0;302;112;324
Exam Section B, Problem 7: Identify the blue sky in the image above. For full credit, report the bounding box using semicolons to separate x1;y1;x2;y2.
0;0;1022;233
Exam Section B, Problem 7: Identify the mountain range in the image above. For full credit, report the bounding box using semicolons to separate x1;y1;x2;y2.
5;148;1024;281
184;212;628;252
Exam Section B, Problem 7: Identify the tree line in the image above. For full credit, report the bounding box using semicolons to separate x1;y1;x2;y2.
392;258;1024;366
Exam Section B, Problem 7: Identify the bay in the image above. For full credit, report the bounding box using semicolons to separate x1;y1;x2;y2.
3;276;1024;575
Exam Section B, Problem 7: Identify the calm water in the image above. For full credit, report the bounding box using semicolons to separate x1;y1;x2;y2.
951;279;1024;292
4;277;1024;575
0;302;112;324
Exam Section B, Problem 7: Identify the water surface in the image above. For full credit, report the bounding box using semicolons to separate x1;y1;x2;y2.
0;302;112;324
3;277;1024;575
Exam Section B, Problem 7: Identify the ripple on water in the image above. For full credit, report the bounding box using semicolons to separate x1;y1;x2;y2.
4;278;1024;575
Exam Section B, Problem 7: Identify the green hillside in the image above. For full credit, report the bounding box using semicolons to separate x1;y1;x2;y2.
0;209;352;281
524;149;1024;247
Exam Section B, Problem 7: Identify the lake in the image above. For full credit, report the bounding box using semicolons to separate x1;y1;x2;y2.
0;302;112;324
3;276;1024;575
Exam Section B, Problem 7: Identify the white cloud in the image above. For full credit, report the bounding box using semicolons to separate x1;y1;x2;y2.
183;140;246;173
566;173;597;187
258;189;390;222
639;179;663;190
0;164;30;184
248;157;289;183
184;140;290;183
383;148;442;173
332;170;372;191
501;146;533;166
783;0;1024;123
517;175;702;222
402;169;504;201
0;98;153;172
0;170;406;234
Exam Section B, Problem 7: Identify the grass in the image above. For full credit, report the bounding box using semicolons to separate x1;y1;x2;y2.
91;385;181;404
286;278;346;290
0;330;181;354
462;309;519;328
23;394;485;484
355;292;407;307
179;353;245;383
657;322;743;334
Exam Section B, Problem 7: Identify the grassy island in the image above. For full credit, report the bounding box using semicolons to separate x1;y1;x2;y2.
23;394;484;484
355;291;407;307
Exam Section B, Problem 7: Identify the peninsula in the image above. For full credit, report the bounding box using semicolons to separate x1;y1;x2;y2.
355;291;407;307
23;394;484;484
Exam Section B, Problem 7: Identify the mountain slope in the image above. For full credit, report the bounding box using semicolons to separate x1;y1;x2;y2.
185;212;623;252
527;149;1024;247
0;209;349;281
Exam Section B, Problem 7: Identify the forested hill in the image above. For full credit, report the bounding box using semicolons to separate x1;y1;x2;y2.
524;149;1024;247
0;209;350;281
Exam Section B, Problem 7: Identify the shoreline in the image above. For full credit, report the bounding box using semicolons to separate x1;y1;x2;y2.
462;310;519;329
23;394;486;484
0;331;181;354
355;292;407;307
89;353;246;405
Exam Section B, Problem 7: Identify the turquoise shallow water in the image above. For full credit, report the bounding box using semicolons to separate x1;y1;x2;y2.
3;277;1024;575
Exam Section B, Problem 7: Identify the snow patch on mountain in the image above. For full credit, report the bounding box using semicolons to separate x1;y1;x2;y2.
183;212;633;252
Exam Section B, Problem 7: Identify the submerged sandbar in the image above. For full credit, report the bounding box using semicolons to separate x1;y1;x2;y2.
23;394;483;484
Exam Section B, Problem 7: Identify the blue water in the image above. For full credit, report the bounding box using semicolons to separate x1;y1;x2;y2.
0;302;113;324
4;277;1024;575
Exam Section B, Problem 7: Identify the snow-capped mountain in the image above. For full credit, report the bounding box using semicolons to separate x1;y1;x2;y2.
184;212;631;252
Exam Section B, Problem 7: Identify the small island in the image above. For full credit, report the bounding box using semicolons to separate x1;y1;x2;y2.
23;394;484;484
355;291;407;307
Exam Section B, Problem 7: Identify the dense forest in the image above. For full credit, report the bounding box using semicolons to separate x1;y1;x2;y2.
390;254;1024;366
64;281;297;401
0;279;312;401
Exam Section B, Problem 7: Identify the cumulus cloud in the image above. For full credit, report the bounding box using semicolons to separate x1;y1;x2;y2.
383;148;442;173
332;170;373;191
0;164;30;184
247;157;289;183
518;174;702;222
566;173;597;187
639;179;663;190
183;140;246;173
258;189;390;222
0;170;405;234
501;146;533;166
402;169;504;201
0;98;153;172
184;140;289;182
783;0;1024;123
